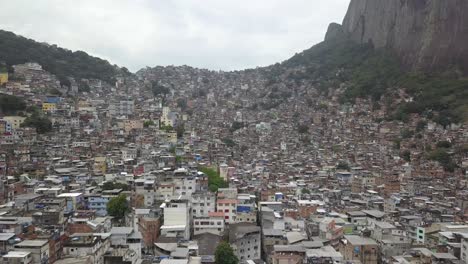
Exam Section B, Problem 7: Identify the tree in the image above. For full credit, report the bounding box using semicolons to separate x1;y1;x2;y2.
215;242;238;264
400;128;414;139
200;167;228;192
301;188;310;194
152;82;170;97
401;150;411;162
436;140;452;149
336;161;350;171
230;121;244;132
144;120;155;128
107;194;129;219
416;120;427;132
175;123;185;138
428;148;457;172
177;98;188;111
0;30;122;83
222;138;236;148
102;181;129;191
297;124;309;134
0;95;26;114
21;112;52;134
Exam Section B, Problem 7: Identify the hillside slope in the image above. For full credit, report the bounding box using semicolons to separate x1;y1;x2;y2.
0;30;128;82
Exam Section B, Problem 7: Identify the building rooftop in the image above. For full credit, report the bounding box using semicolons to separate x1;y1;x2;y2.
15;239;48;247
110;227;133;235
344;235;377;246
0;233;15;241
57;193;82;198
306;246;342;259
2;251;31;258
160;259;188;264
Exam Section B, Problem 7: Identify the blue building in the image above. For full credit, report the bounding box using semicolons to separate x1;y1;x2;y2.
86;195;111;216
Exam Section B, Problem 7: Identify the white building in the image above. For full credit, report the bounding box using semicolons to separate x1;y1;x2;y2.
119;100;134;116
160;199;190;240
461;234;468;264
110;227;142;260
1;251;33;264
193;214;225;236
191;192;216;218
12;240;49;264
229;223;261;263
62;233;110;264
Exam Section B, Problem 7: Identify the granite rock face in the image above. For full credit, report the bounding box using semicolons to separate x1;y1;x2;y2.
340;0;468;74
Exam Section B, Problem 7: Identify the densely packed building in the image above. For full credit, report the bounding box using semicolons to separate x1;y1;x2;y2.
0;62;467;264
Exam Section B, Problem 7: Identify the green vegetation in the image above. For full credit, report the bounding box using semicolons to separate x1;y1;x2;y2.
401;150;411;162
175;123;185;138
416;120;427;132
0;63;7;73
222;137;236;148
400;128;414;139
398;74;468;124
428;148;457;172
200;167;228;192
102;181;130;191
336;161;350;171
107;194;129;219
230;121;245;132
175;156;184;163
78;81;91;93
169;146;176;155
297;124;309;134
144;120;155;128
0;94;26;114
301;188;310;194
21;111;52;134
282;33;468;125
284;35;401;101
152;82;170;97
215;241;238;264
436;140;452;149
393;139;401;150
160;125;174;132
0;30;127;82
177;98;188;111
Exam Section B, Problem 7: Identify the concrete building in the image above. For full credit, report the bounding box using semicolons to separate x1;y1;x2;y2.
229;223;261;263
160;199;191;240
62;233;110;264
191;192;216;218
12;240;49;264
110;227;142;260
339;235;378;264
1;251;33;264
193;214;225;236
217;199;238;224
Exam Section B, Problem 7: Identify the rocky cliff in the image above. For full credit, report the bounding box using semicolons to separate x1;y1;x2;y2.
341;0;468;75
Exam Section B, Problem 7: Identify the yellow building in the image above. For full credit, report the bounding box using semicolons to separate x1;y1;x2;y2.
3;116;26;130
93;157;107;175
167;132;178;144
42;103;57;112
0;72;8;85
0;121;6;134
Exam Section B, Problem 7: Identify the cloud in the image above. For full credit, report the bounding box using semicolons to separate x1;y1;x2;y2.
0;0;350;72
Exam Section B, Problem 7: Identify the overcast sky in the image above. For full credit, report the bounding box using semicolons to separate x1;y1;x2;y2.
0;0;350;72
